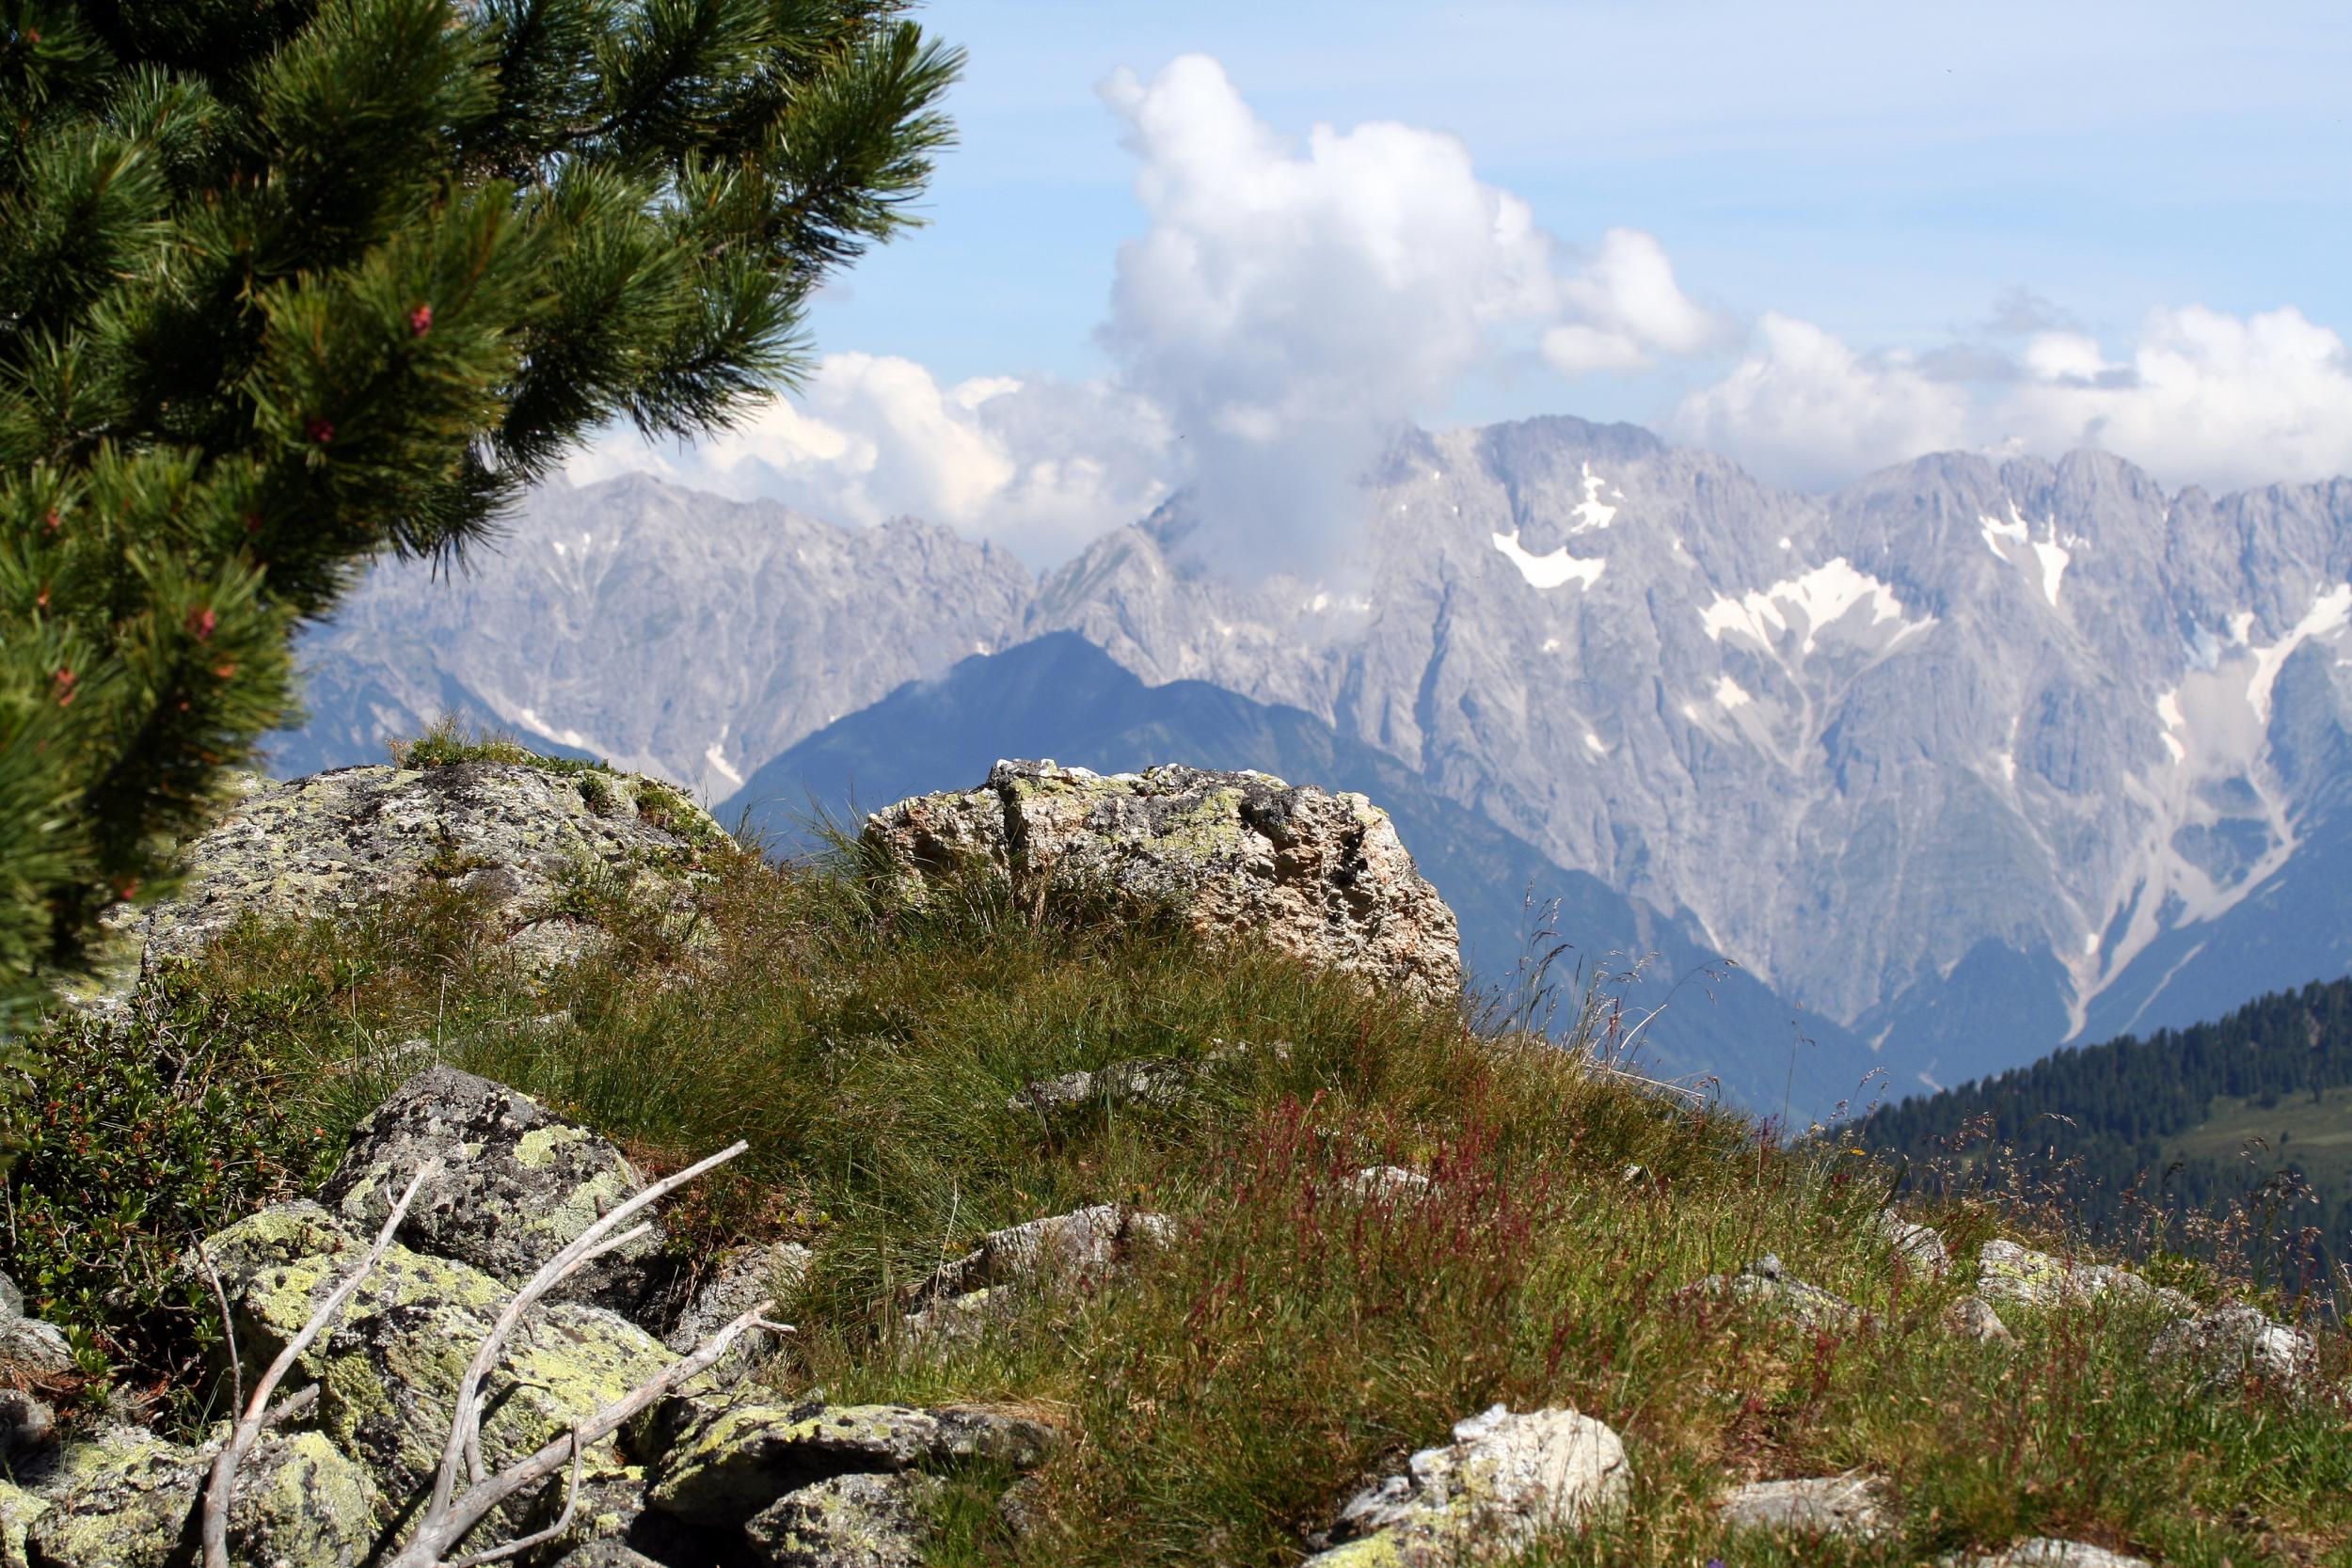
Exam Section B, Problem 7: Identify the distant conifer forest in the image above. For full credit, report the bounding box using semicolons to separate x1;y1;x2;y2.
1850;977;2352;1289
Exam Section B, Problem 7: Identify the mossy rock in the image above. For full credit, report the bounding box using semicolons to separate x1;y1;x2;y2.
23;1427;201;1568
199;1202;670;1536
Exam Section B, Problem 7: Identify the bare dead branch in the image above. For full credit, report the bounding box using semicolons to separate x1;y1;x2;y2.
427;1140;748;1521
385;1297;782;1568
443;1430;583;1568
202;1158;442;1568
195;1245;243;1418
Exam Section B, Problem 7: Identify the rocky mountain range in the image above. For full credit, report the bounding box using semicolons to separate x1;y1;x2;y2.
272;416;2352;1105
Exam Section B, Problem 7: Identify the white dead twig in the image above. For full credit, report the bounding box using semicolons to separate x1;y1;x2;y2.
202;1158;442;1568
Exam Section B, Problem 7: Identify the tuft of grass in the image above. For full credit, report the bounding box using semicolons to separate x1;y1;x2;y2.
7;833;2348;1563
389;714;616;778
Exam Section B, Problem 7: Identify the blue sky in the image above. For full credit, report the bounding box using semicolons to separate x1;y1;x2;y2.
581;0;2352;566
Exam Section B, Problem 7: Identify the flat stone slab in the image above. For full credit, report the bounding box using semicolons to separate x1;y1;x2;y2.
1718;1474;1898;1539
1948;1539;2152;1568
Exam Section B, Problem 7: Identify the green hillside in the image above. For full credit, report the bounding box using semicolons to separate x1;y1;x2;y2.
1849;977;2352;1282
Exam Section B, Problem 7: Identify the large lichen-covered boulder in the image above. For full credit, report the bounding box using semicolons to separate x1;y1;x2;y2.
0;1482;47;1568
220;1431;378;1568
199;1201;672;1536
1304;1404;1629;1566
315;1065;660;1313
117;760;723;987
22;1425;202;1568
865;761;1462;1001
742;1471;942;1568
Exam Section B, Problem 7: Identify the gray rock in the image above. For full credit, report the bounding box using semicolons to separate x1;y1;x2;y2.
2148;1304;2316;1388
115;759;722;990
646;1401;1050;1531
1876;1210;1950;1274
742;1471;942;1568
314;1065;660;1313
1005;1037;1292;1117
0;1482;47;1568
0;1323;73;1383
913;1204;1173;1304
0;1393;55;1457
994;1474;1047;1539
866;761;1463;1002
662;1242;812;1386
1305;1403;1629;1566
1977;1240;2193;1314
1685;1255;1859;1332
1947;1540;2152;1568
1717;1473;1898;1539
1947;1295;2016;1347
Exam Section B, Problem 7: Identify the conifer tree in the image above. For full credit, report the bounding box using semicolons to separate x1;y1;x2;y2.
0;0;960;1022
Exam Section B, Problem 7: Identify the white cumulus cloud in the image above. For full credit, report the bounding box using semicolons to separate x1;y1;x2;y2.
1669;313;1973;489
569;354;1172;567
1999;305;2352;493
1674;302;2352;494
1097;54;1720;572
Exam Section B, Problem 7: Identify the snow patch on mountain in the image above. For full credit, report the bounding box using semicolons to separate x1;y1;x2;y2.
1979;501;2080;609
1567;463;1622;533
2249;583;2352;722
1697;559;1922;655
1491;529;1606;590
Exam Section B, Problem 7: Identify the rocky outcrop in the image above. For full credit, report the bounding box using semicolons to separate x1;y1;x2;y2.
21;1426;203;1568
1876;1211;1949;1275
1717;1473;1898;1540
1304;1404;1629;1565
115;761;723;990
1976;1241;2191;1313
2147;1305;2316;1389
316;1065;662;1314
866;761;1462;1001
662;1243;812;1389
741;1471;940;1568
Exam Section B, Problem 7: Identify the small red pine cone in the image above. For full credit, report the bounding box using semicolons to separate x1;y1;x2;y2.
308;418;335;444
409;303;434;336
186;606;216;641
